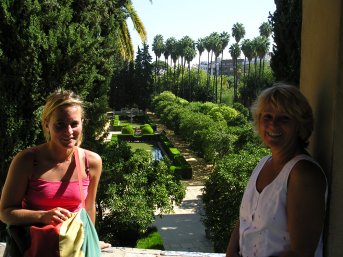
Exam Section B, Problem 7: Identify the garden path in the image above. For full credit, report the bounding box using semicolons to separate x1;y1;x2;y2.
148;113;216;253
147;113;214;186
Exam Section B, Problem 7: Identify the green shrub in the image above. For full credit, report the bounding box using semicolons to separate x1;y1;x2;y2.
98;141;186;247
112;115;122;131
122;124;134;134
228;124;262;152
169;164;192;180
199;101;217;114
140;124;154;135
154;100;173;117
202;146;270;252
113;115;120;126
188;101;203;112
151;91;177;108
208;111;225;122
136;228;164;250
194;122;236;162
232;102;250;119
178;110;213;143
159;104;186;131
169;147;180;156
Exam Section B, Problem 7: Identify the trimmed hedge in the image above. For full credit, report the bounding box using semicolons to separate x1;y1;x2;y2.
151;91;255;162
112;133;192;179
112;115;157;132
121;124;134;134
169;147;180;156
112;115;122;131
140;124;154;135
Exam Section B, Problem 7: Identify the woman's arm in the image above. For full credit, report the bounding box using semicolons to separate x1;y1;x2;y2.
226;221;240;257
281;161;326;257
83;150;102;224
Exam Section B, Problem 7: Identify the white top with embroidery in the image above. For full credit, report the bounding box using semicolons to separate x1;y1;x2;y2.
239;154;327;257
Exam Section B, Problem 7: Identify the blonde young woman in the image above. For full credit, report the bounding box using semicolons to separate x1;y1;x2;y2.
0;89;110;255
226;84;327;257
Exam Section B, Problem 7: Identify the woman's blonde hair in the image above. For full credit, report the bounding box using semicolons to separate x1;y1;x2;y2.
251;83;314;148
41;89;85;146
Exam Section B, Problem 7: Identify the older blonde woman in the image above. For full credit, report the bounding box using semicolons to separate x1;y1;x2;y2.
226;83;327;257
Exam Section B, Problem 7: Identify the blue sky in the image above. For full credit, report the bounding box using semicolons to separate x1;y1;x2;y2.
128;0;276;63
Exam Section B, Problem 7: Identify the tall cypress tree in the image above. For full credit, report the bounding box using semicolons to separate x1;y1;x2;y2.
269;0;302;85
134;43;153;110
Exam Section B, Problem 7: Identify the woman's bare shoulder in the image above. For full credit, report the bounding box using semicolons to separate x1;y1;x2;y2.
8;146;41;179
290;158;326;190
12;146;38;164
80;147;102;170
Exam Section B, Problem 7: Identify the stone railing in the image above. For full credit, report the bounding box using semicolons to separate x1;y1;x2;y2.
0;243;226;257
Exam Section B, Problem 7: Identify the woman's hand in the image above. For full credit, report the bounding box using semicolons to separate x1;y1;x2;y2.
99;241;111;249
41;207;72;225
226;222;240;257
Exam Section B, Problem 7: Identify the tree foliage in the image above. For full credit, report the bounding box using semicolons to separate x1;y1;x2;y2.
151;91;257;162
108;43;153;110
97;140;186;246
0;0;123;181
269;0;302;84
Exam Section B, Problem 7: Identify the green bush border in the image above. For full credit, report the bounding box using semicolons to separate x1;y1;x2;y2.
112;115;157;132
135;227;164;250
111;133;192;179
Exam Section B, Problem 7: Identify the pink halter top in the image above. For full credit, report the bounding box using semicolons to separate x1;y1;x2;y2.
22;149;90;212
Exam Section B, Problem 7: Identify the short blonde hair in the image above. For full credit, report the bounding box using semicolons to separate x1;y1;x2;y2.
41;89;84;146
251;83;314;148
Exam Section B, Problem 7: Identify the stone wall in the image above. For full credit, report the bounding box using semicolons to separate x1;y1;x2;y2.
0;243;225;257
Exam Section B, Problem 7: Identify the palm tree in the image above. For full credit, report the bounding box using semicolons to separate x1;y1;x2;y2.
229;43;241;102
203;35;212;90
165;37;177;86
251;37;259;77
179;36;194;97
241;39;254;77
232;22;246;43
196;38;205;85
255;36;270;79
152;34;164;92
163;46;170;86
184;44;196;100
211;34;222;102
219;32;230;103
175;39;184;96
259;21;273;38
258;22;272;80
209;33;219;78
169;39;179;95
231;23;245;101
117;0;147;60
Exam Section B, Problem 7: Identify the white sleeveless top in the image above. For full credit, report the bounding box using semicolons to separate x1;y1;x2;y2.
239;154;327;257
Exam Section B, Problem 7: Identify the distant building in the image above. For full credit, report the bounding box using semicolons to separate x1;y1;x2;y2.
196;53;271;76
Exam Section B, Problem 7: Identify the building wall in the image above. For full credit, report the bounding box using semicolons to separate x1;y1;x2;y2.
300;0;343;256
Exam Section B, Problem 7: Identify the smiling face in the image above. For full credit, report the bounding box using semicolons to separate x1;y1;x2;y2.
45;105;83;149
259;104;299;153
252;84;314;149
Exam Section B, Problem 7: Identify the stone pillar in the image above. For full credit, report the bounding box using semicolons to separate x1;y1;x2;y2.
300;0;343;256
